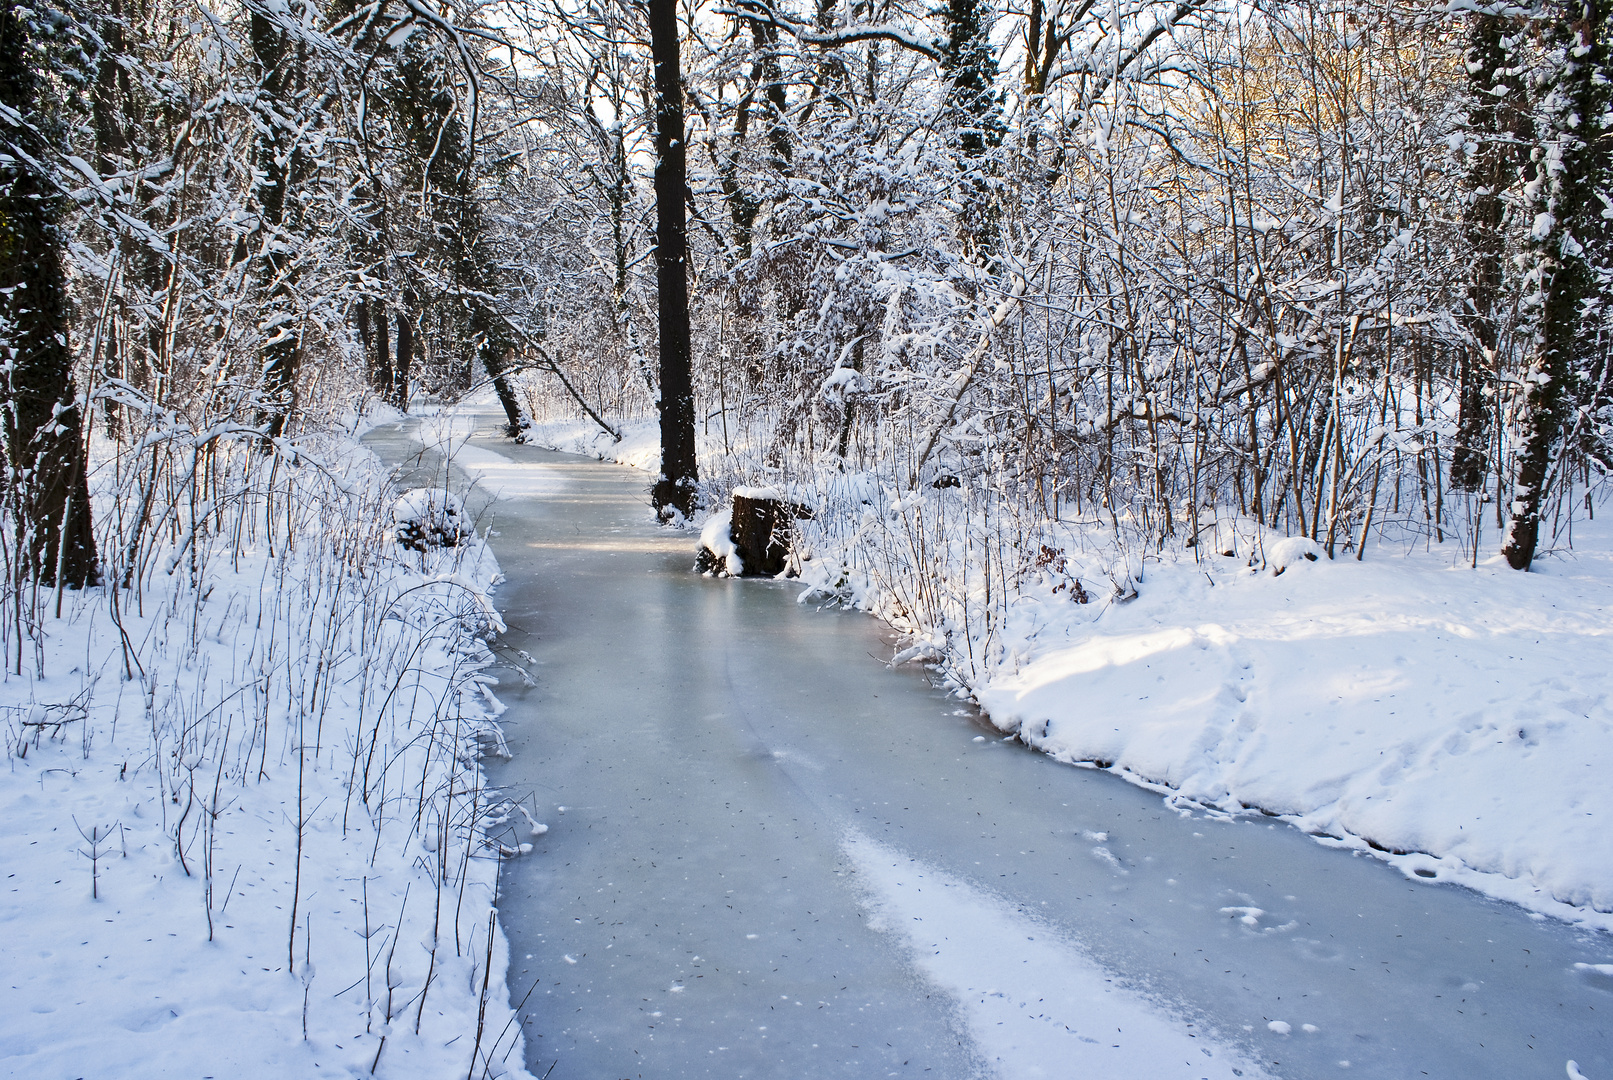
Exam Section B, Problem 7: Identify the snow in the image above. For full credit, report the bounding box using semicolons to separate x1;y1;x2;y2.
698;507;741;576
409;407;569;508
522;413;662;473
392;487;468;549
843;829;1270;1079
0;431;533;1079
731;484;783;501
979;524;1613;930
367;406;1612;1079
820;366;873;401
1265;534;1321;571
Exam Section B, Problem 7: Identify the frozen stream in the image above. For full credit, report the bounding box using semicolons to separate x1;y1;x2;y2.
365;414;1611;1080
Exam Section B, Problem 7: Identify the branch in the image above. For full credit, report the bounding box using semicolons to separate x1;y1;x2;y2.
720;0;943;60
488;312;624;442
912;273;1030;481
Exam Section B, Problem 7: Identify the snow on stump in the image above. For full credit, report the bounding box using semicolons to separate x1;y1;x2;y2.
1266;535;1322;574
696;487;809;577
392;488;468;551
696;508;740;575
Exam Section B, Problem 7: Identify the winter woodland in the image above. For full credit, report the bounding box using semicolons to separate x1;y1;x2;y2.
2;0;1613;1072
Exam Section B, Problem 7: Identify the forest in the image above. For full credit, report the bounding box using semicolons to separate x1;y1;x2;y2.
5;0;1613;662
3;0;1612;1073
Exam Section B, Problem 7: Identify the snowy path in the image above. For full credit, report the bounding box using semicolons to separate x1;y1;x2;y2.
366;414;1610;1080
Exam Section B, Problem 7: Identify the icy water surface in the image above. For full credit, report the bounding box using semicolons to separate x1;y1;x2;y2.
366;416;1611;1080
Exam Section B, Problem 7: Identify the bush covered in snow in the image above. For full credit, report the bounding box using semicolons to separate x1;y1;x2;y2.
393;487;470;551
0;428;531;1079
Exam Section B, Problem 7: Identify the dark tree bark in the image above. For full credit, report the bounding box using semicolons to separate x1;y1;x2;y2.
353;176;396;401
753;17;791;171
392;34;523;435
356;293;395;402
941;0;1003;259
710;11;791;267
0;1;97;587
650;0;699;518
1502;0;1611;569
940;0;1003;160
90;0;170;441
452;192;523;437
437;111;522;437
1452;14;1526;492
394;294;415;412
91;0;128;441
248;2;306;442
472;304;525;438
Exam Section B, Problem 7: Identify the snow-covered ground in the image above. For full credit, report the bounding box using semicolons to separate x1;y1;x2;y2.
524;409;1613;933
980;519;1613;931
0;432;534;1079
522;413;663;473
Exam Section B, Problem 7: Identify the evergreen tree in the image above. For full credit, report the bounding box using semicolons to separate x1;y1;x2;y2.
245;0;310;442
391;31;524;435
939;0;1002;159
938;0;1002;258
1452;13;1527;492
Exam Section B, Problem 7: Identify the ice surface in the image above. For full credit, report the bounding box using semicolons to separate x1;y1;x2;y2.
422;410;1612;1080
845;829;1269;1078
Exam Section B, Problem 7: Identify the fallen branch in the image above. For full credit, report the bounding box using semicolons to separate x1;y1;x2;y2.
487;312;623;442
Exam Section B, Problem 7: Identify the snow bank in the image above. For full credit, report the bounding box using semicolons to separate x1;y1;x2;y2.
523;414;662;472
0;435;534;1078
979;533;1613;929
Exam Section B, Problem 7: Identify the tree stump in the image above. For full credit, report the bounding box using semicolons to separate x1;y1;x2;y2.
697;487;813;577
731;487;793;576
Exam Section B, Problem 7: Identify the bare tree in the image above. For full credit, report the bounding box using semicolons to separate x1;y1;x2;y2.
650;0;699;517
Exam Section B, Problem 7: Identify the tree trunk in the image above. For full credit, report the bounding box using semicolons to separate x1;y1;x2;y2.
650;0;699;518
476;313;526;438
373;298;394;399
0;1;97;587
1501;0;1610;569
941;0;1003;259
1453;13;1524;492
394;292;415;412
248;5;303;442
